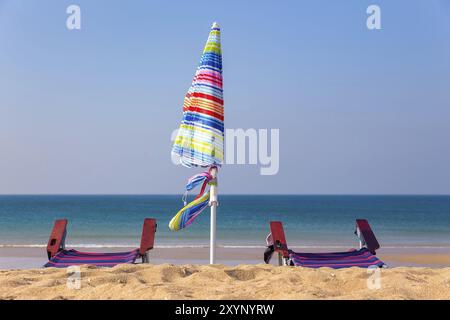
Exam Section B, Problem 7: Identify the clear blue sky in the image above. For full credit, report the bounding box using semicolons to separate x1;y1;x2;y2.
1;0;449;194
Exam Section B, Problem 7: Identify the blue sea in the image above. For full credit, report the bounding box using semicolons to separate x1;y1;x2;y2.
0;195;449;249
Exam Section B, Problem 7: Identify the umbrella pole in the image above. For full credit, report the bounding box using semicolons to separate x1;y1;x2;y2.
209;166;218;264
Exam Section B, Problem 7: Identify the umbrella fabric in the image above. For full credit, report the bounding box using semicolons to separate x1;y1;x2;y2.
169;190;210;231
172;23;224;168
186;171;213;191
169;170;213;231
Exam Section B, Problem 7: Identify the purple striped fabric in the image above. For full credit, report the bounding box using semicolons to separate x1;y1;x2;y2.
289;248;385;269
44;249;140;268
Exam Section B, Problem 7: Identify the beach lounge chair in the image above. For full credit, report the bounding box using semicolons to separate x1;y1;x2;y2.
44;218;157;268
264;219;385;268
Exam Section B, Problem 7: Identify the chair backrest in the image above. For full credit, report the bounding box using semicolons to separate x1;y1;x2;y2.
139;218;157;256
356;219;380;254
47;219;68;259
269;221;289;258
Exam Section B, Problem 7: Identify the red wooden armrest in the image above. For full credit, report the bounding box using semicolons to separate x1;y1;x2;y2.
47;219;68;259
355;219;380;254
269;221;290;259
140;218;157;256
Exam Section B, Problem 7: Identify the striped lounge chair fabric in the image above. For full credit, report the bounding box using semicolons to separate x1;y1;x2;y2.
266;220;386;269
44;249;140;268
288;248;385;269
44;218;157;268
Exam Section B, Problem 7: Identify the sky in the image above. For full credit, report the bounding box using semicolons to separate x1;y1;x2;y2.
1;0;450;194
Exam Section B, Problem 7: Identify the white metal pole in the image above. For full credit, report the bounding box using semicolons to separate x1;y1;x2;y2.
209;167;218;264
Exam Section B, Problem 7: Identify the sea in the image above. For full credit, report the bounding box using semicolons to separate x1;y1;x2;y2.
0;195;449;249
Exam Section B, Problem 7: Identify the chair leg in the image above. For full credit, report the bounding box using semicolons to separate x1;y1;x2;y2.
142;251;150;264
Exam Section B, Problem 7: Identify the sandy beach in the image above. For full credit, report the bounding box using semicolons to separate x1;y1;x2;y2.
0;246;449;300
0;263;449;300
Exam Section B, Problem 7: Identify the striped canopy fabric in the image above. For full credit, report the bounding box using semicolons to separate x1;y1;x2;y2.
172;22;224;167
169;190;210;231
44;249;140;268
289;248;385;269
169;171;213;231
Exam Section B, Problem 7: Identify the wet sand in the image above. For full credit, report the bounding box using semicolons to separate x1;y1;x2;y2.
1;246;450;269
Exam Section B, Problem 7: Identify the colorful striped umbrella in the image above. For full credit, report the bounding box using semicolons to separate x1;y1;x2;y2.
170;22;223;264
172;22;224;167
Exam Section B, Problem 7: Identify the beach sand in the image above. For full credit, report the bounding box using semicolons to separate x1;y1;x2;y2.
0;264;449;300
0;246;449;299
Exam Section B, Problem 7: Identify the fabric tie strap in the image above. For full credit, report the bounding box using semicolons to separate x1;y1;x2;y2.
169;169;216;231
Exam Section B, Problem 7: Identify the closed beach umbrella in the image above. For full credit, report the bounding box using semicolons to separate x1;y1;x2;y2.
171;22;224;264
